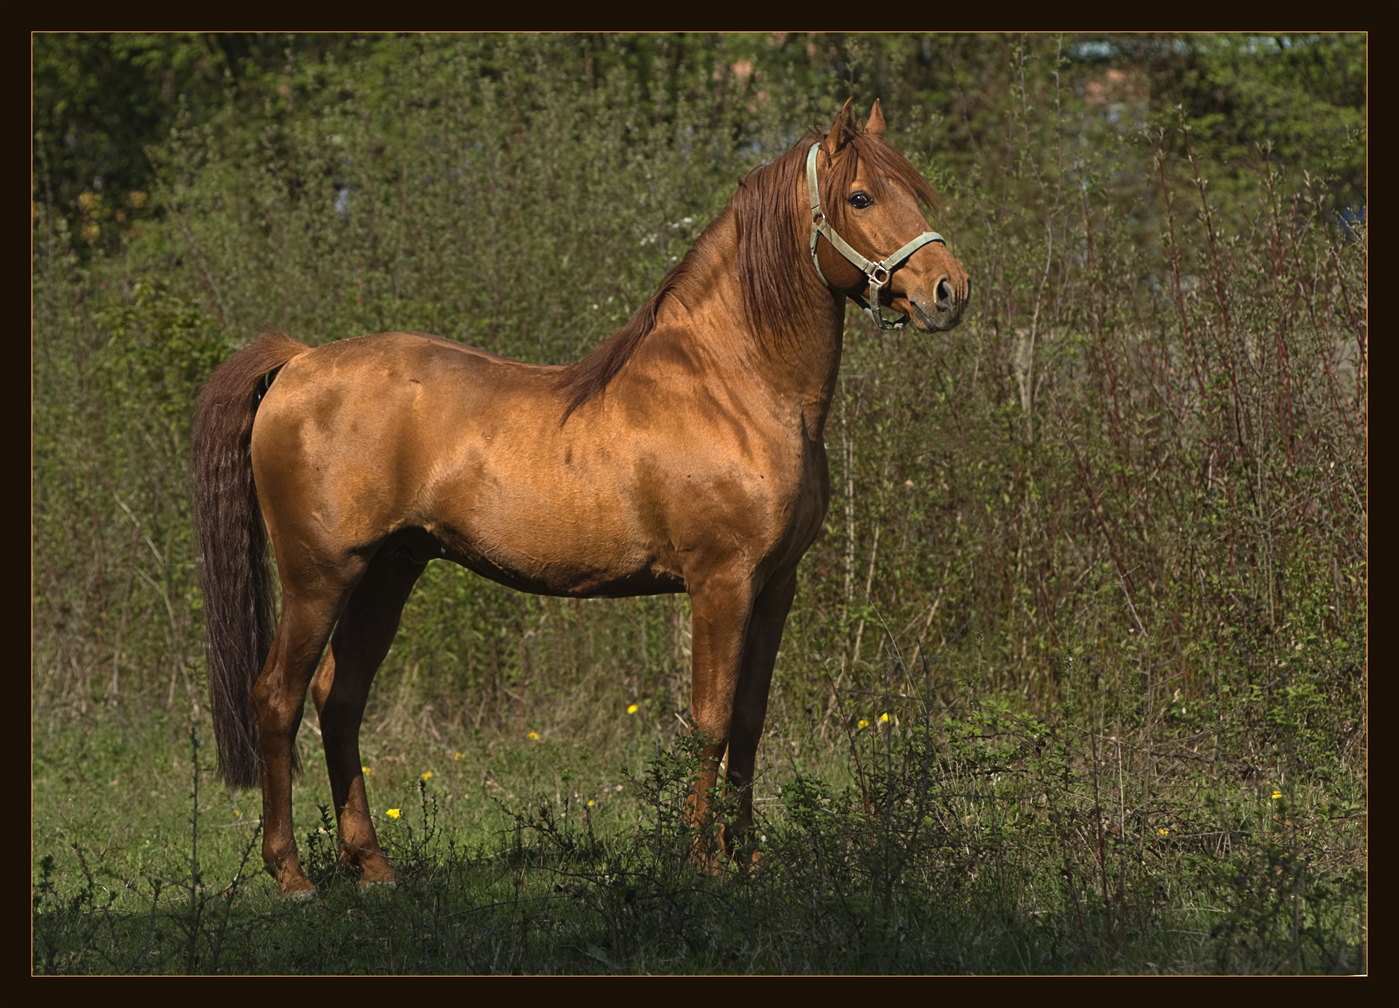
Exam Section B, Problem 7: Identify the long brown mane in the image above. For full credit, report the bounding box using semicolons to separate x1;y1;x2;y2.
554;127;942;422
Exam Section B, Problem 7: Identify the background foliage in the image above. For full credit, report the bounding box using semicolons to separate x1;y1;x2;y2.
33;33;1365;974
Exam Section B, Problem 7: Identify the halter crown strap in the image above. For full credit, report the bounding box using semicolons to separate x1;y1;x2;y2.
806;141;944;330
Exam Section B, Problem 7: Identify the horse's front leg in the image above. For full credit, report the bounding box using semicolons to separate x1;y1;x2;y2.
722;568;796;857
310;552;424;887
684;569;757;868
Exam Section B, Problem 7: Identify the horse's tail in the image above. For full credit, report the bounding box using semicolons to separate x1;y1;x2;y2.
192;330;310;789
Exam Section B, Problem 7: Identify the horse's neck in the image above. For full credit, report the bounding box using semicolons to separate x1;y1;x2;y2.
652;215;846;441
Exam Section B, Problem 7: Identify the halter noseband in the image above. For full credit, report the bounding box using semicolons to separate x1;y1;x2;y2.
807;141;944;331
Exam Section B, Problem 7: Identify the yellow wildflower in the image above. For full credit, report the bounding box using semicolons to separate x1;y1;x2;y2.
627;703;639;715
421;771;433;781
1271;790;1283;800
880;712;890;723
1158;828;1169;836
527;731;540;740
386;808;401;820
857;719;870;729
453;751;464;761
587;799;596;807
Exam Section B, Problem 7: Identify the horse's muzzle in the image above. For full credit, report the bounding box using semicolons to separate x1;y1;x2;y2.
909;274;970;332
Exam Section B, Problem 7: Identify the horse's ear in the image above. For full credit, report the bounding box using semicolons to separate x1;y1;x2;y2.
865;99;886;139
823;98;856;158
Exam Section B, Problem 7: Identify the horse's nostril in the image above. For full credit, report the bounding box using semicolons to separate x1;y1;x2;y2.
937;278;953;304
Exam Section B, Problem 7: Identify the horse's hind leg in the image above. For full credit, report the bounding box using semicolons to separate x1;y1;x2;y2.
255;579;358;894
309;550;425;887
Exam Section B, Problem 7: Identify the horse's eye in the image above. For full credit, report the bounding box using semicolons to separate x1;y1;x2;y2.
849;192;873;210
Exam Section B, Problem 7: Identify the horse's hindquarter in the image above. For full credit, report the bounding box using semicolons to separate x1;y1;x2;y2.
250;334;449;586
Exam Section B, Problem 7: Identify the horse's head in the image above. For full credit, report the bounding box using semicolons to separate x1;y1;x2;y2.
809;100;970;333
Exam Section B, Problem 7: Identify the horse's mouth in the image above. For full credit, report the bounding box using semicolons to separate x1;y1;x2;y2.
908;296;968;333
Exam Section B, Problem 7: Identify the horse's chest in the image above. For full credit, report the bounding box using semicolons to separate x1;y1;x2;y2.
794;470;831;544
759;452;830;550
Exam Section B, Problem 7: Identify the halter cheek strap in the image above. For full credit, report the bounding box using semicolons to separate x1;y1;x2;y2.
806;141;944;331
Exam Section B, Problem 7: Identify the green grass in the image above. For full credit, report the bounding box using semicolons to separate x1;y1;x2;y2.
33;645;1366;975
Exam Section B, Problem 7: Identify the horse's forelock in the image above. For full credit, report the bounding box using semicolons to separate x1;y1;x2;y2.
845;130;944;219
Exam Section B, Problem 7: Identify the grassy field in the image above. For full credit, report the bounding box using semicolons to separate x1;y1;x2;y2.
33;631;1366;975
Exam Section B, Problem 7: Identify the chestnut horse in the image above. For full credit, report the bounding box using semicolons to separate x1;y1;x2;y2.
193;100;969;894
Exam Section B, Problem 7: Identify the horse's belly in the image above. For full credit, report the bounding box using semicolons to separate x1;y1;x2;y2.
440;535;685;598
450;551;685;598
431;492;682;598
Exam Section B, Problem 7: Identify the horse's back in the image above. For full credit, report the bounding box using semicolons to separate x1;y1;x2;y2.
282;330;552;390
259;329;559;422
